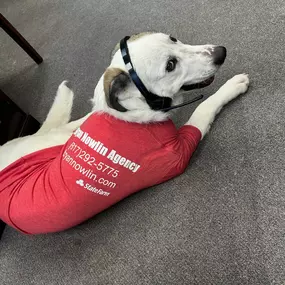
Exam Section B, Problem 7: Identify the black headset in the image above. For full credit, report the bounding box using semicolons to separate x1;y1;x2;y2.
120;36;203;112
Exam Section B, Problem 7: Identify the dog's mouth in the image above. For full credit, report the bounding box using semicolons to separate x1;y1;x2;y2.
181;76;215;91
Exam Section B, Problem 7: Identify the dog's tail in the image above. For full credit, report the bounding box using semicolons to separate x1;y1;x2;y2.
37;81;74;135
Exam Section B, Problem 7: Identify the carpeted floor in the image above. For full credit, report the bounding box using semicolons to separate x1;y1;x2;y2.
1;0;285;284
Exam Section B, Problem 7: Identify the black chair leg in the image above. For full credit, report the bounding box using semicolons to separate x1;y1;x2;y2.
0;90;41;239
0;13;43;64
0;220;6;239
0;14;42;239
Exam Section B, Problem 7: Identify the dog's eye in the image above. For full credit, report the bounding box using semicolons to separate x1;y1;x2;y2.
170;36;177;42
166;58;177;72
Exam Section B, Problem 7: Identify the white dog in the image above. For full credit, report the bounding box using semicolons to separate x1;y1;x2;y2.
0;33;249;234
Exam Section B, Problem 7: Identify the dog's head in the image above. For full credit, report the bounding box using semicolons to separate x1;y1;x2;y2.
94;32;226;122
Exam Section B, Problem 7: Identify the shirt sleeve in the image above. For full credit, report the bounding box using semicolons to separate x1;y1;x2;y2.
138;125;201;186
170;125;201;173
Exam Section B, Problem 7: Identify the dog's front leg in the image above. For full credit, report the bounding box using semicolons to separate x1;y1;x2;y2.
187;74;249;139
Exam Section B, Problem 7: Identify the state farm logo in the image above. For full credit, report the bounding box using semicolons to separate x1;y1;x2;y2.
76;179;84;187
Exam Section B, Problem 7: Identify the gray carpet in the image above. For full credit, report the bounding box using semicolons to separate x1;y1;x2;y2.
1;0;285;284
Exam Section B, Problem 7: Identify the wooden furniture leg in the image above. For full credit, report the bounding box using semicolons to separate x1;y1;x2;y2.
0;13;43;64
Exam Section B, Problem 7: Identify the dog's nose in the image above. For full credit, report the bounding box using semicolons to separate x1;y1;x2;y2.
212;46;227;65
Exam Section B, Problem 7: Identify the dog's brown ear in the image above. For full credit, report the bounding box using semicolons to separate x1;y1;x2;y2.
104;68;130;112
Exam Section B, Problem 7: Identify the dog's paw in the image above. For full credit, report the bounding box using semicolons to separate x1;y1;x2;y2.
226;73;250;94
215;73;249;102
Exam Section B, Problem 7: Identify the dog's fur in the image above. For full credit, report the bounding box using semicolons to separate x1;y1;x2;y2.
0;32;249;173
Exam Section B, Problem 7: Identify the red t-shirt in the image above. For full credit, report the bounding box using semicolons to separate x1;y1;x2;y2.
0;113;201;234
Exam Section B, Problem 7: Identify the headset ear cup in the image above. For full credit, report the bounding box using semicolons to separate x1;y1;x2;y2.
103;68;130;112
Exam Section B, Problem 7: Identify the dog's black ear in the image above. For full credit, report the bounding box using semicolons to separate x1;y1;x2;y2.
104;68;130;112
